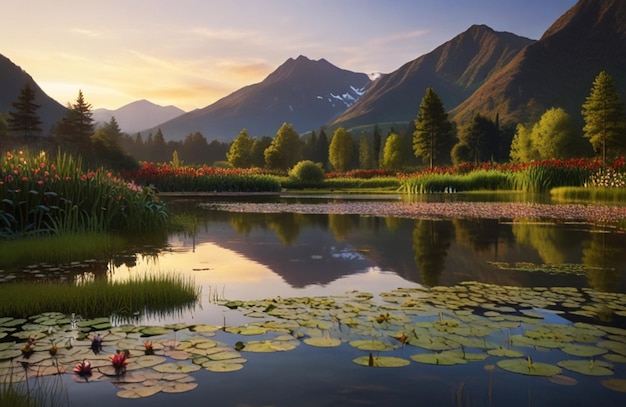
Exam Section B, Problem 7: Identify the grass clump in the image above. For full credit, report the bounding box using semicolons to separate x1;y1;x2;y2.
0;273;200;319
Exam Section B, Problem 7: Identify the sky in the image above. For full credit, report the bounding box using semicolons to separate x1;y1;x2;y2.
2;0;579;111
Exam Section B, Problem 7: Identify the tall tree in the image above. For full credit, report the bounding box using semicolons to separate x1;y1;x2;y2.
315;128;330;169
328;126;354;172
8;83;42;142
509;123;537;163
264;123;303;170
91;116;123;150
382;132;404;170
457;114;499;164
55;90;95;153
532;107;589;159
358;132;372;169
227;128;255;168
582;71;626;163
251;136;273;168
413;88;455;168
371;124;382;169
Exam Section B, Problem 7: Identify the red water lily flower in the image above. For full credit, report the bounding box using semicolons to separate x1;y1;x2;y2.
73;359;92;376
110;352;129;370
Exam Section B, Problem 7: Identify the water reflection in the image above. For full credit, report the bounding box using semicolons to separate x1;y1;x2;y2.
111;202;626;299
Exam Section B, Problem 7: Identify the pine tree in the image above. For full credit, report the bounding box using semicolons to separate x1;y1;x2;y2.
55;90;95;153
413;88;455;168
8;83;42;142
582;71;626;163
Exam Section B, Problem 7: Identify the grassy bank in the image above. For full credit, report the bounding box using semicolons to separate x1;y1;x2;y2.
0;273;200;318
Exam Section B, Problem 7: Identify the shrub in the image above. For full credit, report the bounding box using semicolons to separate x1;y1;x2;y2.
288;160;325;187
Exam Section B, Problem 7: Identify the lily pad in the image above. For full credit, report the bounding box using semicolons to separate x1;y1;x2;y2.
153;362;201;374
117;385;162;399
487;348;524;358
202;360;245;372
303;337;341;348
349;339;393;351
557;359;614;376
602;378;626;393
353;355;410;367
140;326;172;337
161;382;198;393
561;344;607;358
410;352;467;366
497;359;561;376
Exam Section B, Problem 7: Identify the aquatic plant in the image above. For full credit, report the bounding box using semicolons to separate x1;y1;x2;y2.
72;359;92;376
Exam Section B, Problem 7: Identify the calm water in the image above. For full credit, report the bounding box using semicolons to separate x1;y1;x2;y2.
7;194;626;406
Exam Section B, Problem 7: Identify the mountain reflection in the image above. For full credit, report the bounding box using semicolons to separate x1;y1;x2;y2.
164;208;626;294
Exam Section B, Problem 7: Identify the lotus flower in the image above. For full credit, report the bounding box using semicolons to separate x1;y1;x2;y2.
111;352;129;371
20;337;35;356
73;359;92;376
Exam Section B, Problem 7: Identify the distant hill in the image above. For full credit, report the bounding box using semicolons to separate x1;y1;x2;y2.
451;0;626;126
93;100;185;134
0;54;66;134
329;25;534;130
145;55;371;141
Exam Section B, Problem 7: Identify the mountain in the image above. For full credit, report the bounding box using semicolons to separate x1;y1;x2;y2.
92;100;185;134
329;25;534;129
0;54;66;134
145;55;371;141
451;0;626;126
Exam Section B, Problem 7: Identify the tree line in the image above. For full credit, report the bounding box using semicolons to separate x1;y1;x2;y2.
2;70;624;172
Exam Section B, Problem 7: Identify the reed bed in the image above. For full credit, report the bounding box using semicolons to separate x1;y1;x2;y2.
0;232;126;268
0;273;200;318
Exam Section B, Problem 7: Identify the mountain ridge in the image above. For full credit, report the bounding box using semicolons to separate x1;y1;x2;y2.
92;99;185;134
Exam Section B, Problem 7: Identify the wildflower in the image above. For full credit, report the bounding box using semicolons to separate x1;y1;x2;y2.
143;341;155;355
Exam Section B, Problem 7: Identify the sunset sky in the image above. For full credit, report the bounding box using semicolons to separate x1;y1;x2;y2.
2;0;578;111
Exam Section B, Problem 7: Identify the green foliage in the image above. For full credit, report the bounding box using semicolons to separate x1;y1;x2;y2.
328;126;354;172
582;71;626;162
264;123;303;170
413;87;455;168
530;108;587;160
227;128;254;168
512;162;595;193
288;160;325;186
0;273;200;319
382;133;404;170
456;114;499;164
510;123;536;163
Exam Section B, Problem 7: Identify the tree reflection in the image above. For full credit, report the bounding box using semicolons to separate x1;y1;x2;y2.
511;222;577;264
583;231;624;292
453;218;504;253
267;213;302;244
329;214;358;241
229;212;255;236
412;219;454;287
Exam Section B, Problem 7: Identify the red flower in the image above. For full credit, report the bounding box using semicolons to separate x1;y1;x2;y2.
110;352;129;369
73;359;92;376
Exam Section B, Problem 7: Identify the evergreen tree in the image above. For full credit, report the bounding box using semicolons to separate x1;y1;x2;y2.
55;90;95;153
413;88;455;168
328;126;354;172
582;71;626;162
302;130;317;161
227;128;255;168
315;128;329;168
264;123;303;170
8;83;41;142
92;116;123;150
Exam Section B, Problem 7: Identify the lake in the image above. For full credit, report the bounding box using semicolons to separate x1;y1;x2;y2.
2;193;626;406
